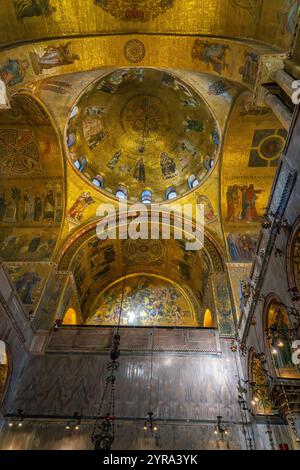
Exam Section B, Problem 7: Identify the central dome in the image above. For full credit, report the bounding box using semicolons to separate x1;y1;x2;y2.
67;68;220;202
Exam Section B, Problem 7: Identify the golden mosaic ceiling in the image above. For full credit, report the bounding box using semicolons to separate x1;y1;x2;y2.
0;1;298;334
0;0;297;52
67;68;219;202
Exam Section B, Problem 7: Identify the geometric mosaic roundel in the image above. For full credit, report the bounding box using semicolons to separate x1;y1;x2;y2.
0;129;40;175
258;135;285;161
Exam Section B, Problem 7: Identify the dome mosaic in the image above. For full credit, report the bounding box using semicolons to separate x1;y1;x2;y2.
67;68;220;202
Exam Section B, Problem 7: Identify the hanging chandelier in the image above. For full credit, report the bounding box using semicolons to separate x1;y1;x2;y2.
143;411;158;433
91;276;126;450
143;327;158;435
213;416;228;439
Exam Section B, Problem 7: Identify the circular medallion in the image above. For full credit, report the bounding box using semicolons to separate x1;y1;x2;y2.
120;94;169;144
124;39;145;63
0;129;40;175
258;135;285;160
123;239;164;264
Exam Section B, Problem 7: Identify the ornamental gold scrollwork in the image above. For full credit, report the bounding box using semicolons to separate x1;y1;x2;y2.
0;364;8;394
94;0;174;21
251;354;273;415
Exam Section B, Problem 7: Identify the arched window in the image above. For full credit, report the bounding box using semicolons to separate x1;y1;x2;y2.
166;187;177;200
250;352;273;416
92;174;104;188
67;132;76;148
0;341;8;399
63;308;77;325
204;155;214;171
141;190;152;205
69;106;79;119
74;156;87;173
188;175;199;189
203;308;214;328
116;188;127;200
266;302;300;379
212;129;220;146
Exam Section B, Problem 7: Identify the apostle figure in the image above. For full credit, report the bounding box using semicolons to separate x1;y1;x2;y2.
89;131;108;150
23;191;35;221
15;272;41;305
34;193;43;221
160;153;177;179
192;40;229;74
184;118;204;133
30;43;79;75
0;59;29;86
43;188;55;222
28;235;41;253
133;158;146;183
241;184;263;222
107;150;122;170
239;52;259;86
226;185;242;222
67;193;95;222
197;195;216;222
227;234;239;261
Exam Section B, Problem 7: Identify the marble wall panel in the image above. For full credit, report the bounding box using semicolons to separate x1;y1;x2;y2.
46;327;219;353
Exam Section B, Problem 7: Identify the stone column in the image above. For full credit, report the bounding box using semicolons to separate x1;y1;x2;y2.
274;69;295;101
263;89;293;130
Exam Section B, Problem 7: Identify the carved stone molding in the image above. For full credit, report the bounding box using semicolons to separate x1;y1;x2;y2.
253;53;286;107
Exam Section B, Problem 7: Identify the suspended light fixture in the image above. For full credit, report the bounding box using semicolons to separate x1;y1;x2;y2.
143;328;158;434
65;412;81;431
91;275;126;450
143;412;158;433
17;409;24;428
213;416;229;440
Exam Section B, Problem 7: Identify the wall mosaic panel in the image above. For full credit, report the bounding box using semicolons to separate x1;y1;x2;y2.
87;274;199;327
